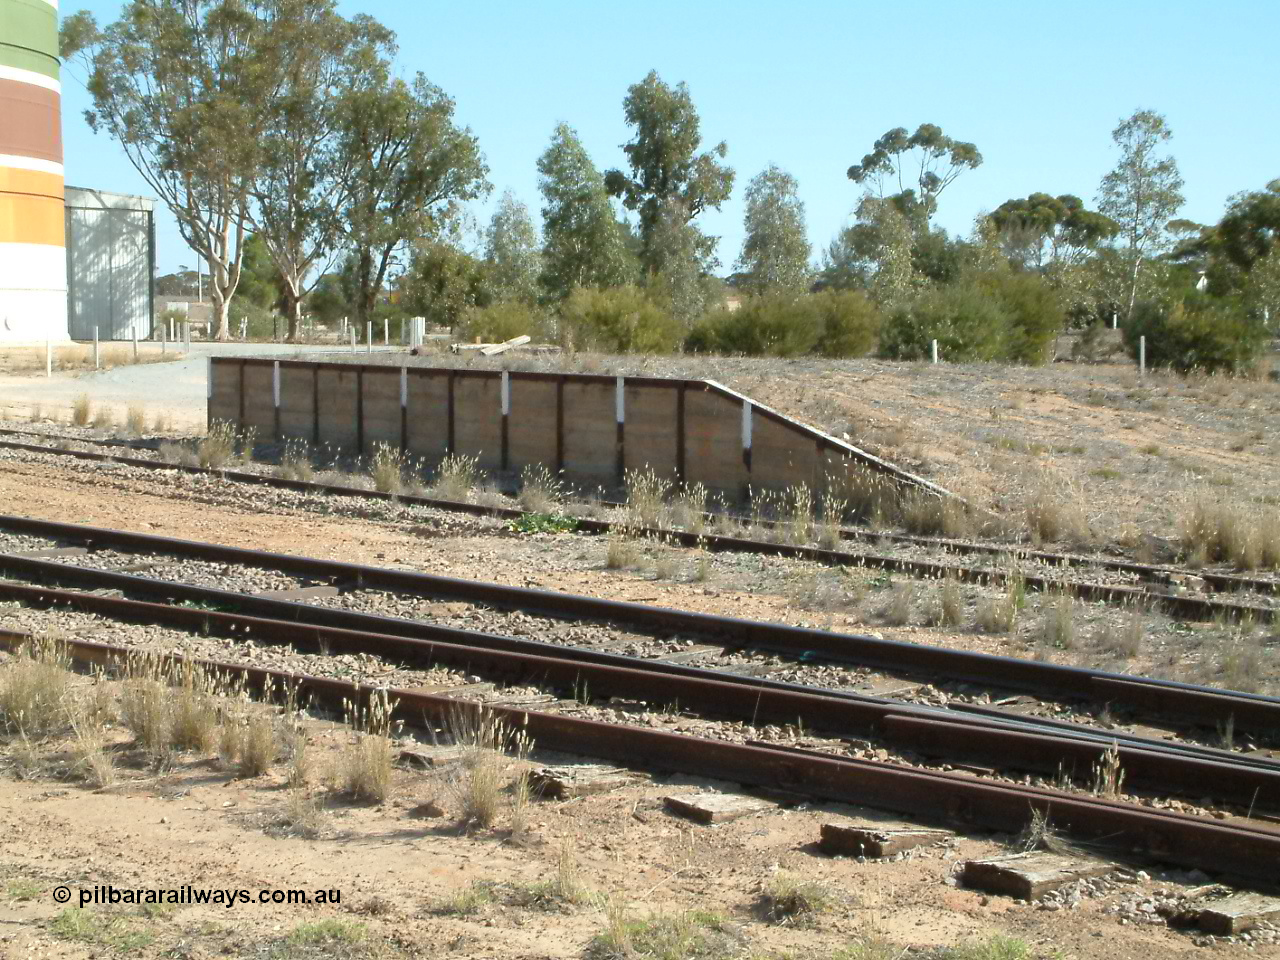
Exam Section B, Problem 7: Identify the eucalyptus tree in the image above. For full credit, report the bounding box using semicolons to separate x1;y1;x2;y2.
1097;109;1185;319
331;68;489;327
989;194;1120;271
737;165;811;295
62;0;338;339
251;12;395;339
847;124;982;232
604;71;734;278
536;122;636;301
483;190;541;304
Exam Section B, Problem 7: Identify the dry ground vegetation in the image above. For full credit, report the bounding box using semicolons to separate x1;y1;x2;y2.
0;343;180;377
2;374;1277;703
0;638;1225;960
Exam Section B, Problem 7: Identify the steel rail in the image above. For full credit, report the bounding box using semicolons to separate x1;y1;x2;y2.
0;430;1275;616
5;626;1279;888
3;422;1273;599
2;512;1278;733
2;564;1274;775
4;573;1280;812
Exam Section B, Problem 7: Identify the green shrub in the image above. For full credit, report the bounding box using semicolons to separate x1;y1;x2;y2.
687;294;819;356
456;301;550;344
559;285;681;353
687;289;881;358
1124;296;1267;374
813;288;882;357
975;269;1065;364
880;283;1011;362
880;272;1063;365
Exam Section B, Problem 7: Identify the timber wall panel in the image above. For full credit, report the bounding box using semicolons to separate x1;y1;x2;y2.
453;375;502;469
561;381;617;484
316;366;360;450
624;382;678;481
361;368;402;453
683;386;749;497
207;359;951;504
240;362;276;436
750;409;819;494
208;361;242;425
508;377;558;472
278;364;315;440
406;371;449;463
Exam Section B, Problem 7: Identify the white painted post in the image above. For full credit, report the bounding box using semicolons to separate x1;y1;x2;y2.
273;360;281;409
399;365;408;409
1139;335;1146;377
45;338;51;377
1112;311;1118;330
931;339;938;364
500;370;510;415
366;321;372;353
383;318;389;346
132;325;139;362
93;327;99;369
161;323;167;355
741;400;753;453
615;375;625;425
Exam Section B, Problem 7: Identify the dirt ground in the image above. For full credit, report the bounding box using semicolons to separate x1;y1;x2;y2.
1;448;1278;957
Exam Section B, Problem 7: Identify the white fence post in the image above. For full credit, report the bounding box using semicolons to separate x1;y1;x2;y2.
349;327;356;353
93;327;99;370
1139;335;1146;377
931;339;938;364
366;321;372;353
132;325;139;362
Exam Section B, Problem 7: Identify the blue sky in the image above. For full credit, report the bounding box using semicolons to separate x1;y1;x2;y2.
59;0;1280;279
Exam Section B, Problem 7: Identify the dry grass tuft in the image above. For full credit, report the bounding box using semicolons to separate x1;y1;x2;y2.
925;575;965;628
431;453;480;501
625;467;672;528
1041;590;1076;650
198;421;250;469
124;405;147;437
884;580;915;626
605;530;644;570
518;463;564;514
335;691;396;803
447;705;534;833
90;405;115;431
71;393;91;427
1180;495;1280;571
278;439;315;483
0;634;73;736
369;442;407;494
758;870;836;925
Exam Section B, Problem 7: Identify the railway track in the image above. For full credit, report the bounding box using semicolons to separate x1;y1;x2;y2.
2;513;1280;833
4;614;1279;890
0;427;1276;624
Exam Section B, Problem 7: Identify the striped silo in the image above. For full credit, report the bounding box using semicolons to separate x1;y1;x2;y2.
0;0;67;342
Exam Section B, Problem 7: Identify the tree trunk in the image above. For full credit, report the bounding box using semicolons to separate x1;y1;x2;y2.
210;292;231;342
283;286;303;342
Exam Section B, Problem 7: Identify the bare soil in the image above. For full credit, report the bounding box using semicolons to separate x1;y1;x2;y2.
1;446;1278;957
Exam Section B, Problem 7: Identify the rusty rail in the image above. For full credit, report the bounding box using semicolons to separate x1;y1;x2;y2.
2;513;1278;736
0;429;1275;615
5;625;1279;888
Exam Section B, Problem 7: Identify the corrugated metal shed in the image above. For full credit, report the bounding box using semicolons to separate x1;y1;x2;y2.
65;186;155;340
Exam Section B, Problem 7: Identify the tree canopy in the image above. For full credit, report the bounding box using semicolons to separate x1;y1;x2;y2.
537;122;637;301
847;124;982;230
737;165;811;295
604;71;734;276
